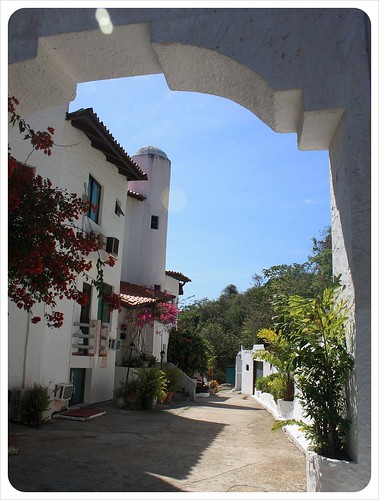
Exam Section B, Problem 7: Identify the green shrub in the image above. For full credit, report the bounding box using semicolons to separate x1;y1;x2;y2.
135;367;167;410
255;376;268;392
267;375;285;401
19;384;50;426
255;373;281;395
253;328;295;401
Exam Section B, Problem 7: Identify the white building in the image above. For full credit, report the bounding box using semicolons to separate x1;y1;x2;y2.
234;345;273;395
8;106;189;414
115;146;191;369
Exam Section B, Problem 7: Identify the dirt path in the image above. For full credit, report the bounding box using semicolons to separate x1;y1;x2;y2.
8;390;306;493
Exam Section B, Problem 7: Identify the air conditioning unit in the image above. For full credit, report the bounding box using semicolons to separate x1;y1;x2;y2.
54;383;74;401
10;389;34;422
108;338;122;351
106;237;119;256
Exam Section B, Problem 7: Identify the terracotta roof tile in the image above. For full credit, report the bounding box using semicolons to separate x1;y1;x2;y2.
127;189;146;201
165;270;192;283
66;108;148;181
120;281;175;308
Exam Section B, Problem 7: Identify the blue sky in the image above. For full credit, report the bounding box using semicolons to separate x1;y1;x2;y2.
70;74;331;303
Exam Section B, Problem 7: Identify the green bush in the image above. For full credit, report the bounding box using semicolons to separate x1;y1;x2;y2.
135;367;167;410
267;375;285;401
255;373;281;396
19;384;50;426
255;375;268;392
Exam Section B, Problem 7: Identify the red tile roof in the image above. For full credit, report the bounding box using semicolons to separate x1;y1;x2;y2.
120;281;175;308
66;108;148;181
165;270;191;283
127;189;146;201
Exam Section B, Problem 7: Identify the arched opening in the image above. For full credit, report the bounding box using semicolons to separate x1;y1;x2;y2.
69;73;331;301
7;7;371;492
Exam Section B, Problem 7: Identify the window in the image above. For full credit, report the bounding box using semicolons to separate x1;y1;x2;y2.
106;237;119;256
246;364;250;371
97;283;111;324
88;175;101;224
151;215;159;229
115;200;124;217
154;284;161;291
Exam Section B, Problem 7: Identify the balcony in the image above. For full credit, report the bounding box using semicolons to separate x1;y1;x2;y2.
70;319;109;369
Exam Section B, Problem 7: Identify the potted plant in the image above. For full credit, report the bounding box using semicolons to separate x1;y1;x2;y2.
135;367;167;410
272;284;354;490
209;379;219;395
195;382;210;398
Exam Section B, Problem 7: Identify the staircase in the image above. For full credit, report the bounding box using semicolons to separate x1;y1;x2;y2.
166;362;196;401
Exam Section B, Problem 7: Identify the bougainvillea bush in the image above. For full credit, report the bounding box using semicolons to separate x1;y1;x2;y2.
125;302;178;331
154;302;178;325
8;97;121;328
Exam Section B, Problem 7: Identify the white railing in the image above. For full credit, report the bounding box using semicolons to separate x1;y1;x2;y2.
70;320;109;369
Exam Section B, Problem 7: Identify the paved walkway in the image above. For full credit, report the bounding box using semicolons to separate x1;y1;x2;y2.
8;390;306;493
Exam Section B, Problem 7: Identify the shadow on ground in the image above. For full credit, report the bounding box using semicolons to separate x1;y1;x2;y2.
190;395;266;412
8;401;226;492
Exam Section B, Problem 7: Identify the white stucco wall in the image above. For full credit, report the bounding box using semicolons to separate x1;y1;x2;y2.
8;104;129;411
239;346;275;396
234;351;242;391
6;7;372;491
85;351;117;404
240;350;254;395
164;275;180;298
122;150;171;289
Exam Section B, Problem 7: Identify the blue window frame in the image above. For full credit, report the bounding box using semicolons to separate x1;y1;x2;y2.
88;175;101;224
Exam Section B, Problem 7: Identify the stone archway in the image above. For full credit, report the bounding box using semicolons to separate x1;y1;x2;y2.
8;7;371;491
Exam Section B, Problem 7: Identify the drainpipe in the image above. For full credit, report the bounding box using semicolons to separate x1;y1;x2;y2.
22;312;31;388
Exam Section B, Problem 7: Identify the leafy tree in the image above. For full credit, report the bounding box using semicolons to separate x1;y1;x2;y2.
307;226;333;295
241;228;333;346
220;284;239;298
262;263;315;298
240;285;273;348
174;228;333;379
167;328;213;377
198;320;240;373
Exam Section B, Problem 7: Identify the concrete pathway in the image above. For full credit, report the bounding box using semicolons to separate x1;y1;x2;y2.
8;390;306;493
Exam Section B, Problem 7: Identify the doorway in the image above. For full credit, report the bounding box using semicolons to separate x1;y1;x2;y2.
69;367;86;406
253;360;264;392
